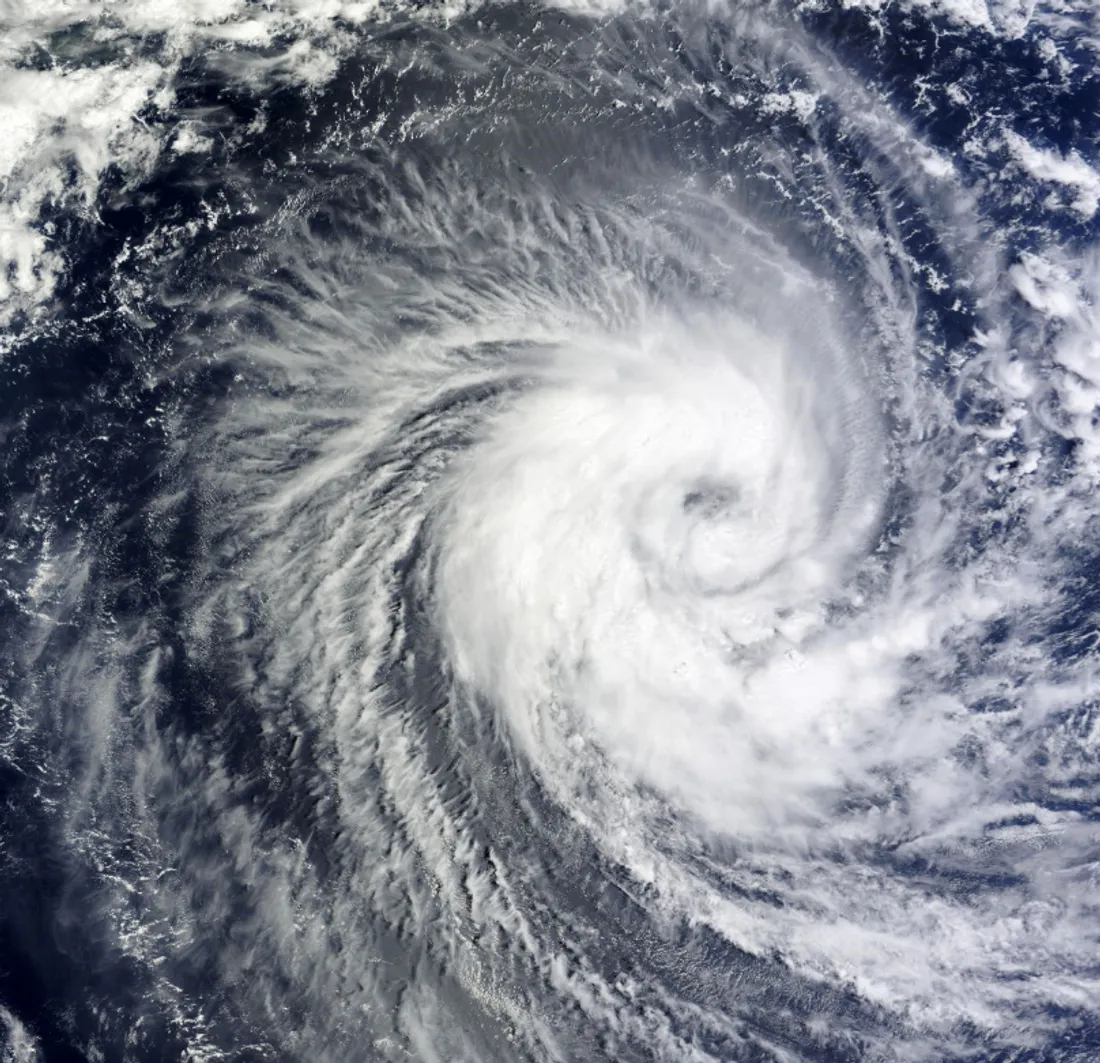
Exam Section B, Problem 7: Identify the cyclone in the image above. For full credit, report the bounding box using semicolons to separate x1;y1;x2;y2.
1;1;1098;1062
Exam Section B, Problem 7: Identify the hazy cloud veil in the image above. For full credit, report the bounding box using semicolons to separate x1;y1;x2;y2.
1;0;1098;1061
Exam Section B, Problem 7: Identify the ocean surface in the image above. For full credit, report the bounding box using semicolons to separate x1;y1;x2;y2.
1;0;1099;1060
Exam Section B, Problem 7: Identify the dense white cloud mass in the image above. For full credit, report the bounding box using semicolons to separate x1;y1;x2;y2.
0;0;1098;1061
433;312;885;831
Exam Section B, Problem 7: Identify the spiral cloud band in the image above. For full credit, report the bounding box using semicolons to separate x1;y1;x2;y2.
1;0;1098;1061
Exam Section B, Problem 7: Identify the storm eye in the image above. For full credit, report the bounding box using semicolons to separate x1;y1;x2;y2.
682;482;739;519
